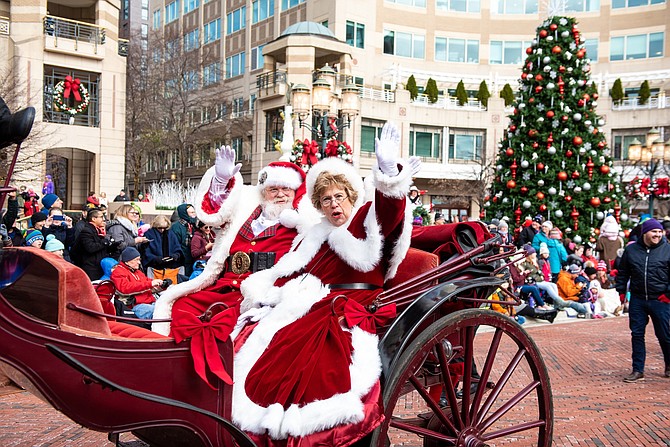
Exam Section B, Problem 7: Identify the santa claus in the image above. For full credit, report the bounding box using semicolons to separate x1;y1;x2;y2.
152;147;309;336
232;122;421;446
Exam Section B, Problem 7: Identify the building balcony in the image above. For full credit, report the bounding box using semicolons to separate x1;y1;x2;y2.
256;71;287;99
359;87;395;103
43;15;106;59
412;94;485;111
612;95;670;111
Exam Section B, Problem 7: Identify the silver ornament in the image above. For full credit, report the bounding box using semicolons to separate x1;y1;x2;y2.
573;235;582;244
548;187;557;195
538;179;545;186
555;209;563;218
523;200;532;208
596;211;604;220
621;213;628;221
543;56;551;64
574;186;582;193
573;112;582;121
548;146;556;154
583;182;591;190
521;160;530;168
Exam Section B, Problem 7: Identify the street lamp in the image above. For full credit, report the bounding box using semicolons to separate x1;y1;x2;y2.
627;128;670;217
291;64;361;156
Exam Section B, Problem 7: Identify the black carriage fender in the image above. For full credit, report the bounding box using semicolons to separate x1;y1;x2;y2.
378;276;506;380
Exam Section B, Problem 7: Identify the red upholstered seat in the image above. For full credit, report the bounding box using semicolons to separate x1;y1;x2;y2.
386;247;439;289
108;321;169;339
93;281;117;317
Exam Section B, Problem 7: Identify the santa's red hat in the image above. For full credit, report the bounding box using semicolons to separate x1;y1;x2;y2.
257;161;306;208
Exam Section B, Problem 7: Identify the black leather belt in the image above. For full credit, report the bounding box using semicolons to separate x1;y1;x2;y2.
329;283;380;290
226;251;276;274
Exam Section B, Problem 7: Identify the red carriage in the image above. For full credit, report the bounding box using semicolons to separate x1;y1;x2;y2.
0;114;552;447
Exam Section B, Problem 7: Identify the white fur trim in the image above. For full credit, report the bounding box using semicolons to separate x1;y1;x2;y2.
372;159;415;199
384;202;414;281
194;168;251;227
232;275;381;438
239;207;383;312
306;158;365;208
151;185;261;335
258;165;303;190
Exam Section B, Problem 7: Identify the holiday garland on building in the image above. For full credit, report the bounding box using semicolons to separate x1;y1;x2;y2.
485;16;627;244
290;138;353;172
53;75;90;116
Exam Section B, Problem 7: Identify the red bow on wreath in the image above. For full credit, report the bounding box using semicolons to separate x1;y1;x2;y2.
325;139;340;157
171;307;239;389
344;300;396;334
301;139;319;166
64;76;82;102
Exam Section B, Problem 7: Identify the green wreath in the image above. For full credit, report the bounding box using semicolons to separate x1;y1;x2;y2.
53;76;90;115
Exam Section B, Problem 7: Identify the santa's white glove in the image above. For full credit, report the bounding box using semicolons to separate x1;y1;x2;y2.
408;156;422;176
214;146;242;183
230;306;273;340
375;122;401;177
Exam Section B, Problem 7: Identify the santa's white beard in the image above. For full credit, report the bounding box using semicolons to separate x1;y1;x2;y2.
262;200;292;220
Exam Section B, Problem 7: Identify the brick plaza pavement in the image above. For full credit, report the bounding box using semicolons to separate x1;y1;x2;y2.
1;315;669;446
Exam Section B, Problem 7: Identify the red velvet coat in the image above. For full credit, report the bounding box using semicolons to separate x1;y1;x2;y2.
233;158;414;446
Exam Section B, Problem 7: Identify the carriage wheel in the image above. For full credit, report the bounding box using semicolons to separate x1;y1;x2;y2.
371;309;552;447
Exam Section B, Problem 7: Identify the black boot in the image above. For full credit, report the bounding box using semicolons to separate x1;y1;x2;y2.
0;96;35;149
534;308;558;323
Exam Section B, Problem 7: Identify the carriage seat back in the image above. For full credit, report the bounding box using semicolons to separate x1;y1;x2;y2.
0;247;111;336
386;247;439;289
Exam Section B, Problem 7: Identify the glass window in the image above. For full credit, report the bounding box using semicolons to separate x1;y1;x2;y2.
203;62;221;86
383;30;424;59
204;19;221;44
152;10;161;29
649;32;664;58
627;34;647;59
489;40;529;64
281;0;305;10
435;37;447;61
183;29;199;52
409;127;442;159
610;36;624;61
610;33;664;61
251;45;264;71
613;0;664;6
449;38;465;62
183;0;199;14
346;21;365;49
184;70;198;91
361;123;383;153
493;0;537;13
227;7;246;34
436;0;480;12
225;52;246;78
448;131;483;161
252;0;274;23
141;23;148;37
584;39;598;61
165;0;180;23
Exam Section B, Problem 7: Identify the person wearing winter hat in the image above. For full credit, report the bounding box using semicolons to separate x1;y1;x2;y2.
24;229;44;248
44;234;65;257
615;217;670;383
153;147;308;336
30;211;48;231
518;215;541;248
532;219;567;281
556;264;590;317
40;193;62;213
596;215;624;269
110;246;164;319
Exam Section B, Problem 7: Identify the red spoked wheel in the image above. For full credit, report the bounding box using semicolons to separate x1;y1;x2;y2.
372;309;553;447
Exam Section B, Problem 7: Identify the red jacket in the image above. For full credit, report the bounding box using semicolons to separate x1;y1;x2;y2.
110;262;155;306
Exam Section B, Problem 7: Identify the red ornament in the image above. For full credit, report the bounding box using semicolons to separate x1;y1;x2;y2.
506;148;514;156
480;210;486;219
594;228;600;236
571;206;580;230
528;97;535;104
536;191;545;200
603;196;612;204
557;171;568;182
492;196;498;203
526;47;533;55
539;204;547;212
511;159;518;179
590;197;601;207
537;162;545;171
528;129;539;138
552;45;562;54
535;74;544;82
558;76;565;96
583;93;591;101
514;206;523;224
550;24;558;31
535;86;543;94
507;179;517;189
539;30;548;38
509;124;517;132
558;65;566;73
600;165;610;175
561;115;569;122
614;202;621;222
586;157;595;179
597;141;605;149
572;170;580;179
593;93;599;100
624;229;631;238
521;72;528;80
520;186;529;194
566;150;573;157
577;49;586;59
547;132;554;144
577;99;585;107
565;195;572;202
573;136;583;146
546;110;555;119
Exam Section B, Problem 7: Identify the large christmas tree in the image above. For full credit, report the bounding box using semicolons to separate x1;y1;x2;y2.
486;15;626;245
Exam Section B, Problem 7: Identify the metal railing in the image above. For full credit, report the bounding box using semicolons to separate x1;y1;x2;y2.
118;38;129;57
43;15;106;49
256;71;287;90
359;87;395;103
612;96;670;111
0;16;9;36
412;94;486;111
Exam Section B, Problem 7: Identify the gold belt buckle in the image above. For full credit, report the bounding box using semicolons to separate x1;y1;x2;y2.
230;251;251;274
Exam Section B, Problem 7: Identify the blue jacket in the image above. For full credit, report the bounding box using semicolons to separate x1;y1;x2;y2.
615;238;670;300
142;227;184;270
532;231;567;274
